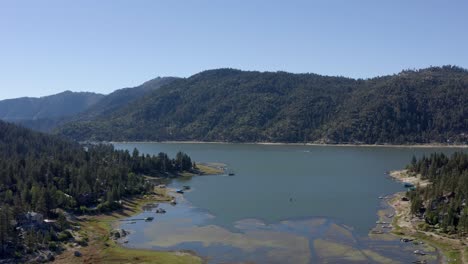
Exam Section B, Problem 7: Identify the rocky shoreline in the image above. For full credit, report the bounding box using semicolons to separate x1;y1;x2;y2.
377;170;468;264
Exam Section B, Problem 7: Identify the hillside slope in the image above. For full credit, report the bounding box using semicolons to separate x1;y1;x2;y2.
1;77;178;132
57;69;358;142
56;66;468;144
322;67;468;143
75;76;178;120
0;91;104;121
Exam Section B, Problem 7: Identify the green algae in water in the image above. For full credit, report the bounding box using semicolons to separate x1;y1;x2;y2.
313;239;368;262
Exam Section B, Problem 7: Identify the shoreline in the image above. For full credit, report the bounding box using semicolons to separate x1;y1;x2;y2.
52;163;465;263
112;167;455;264
385;169;467;264
53;195;203;264
52;163;223;264
109;140;468;148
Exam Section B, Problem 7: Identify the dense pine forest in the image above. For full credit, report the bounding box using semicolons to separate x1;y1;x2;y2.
56;66;468;144
0;120;192;259
407;152;468;236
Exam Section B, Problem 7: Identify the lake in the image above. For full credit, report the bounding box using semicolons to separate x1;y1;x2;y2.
113;143;464;263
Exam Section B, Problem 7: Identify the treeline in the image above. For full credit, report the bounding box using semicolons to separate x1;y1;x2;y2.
0;120;192;258
57;65;468;144
407;152;468;236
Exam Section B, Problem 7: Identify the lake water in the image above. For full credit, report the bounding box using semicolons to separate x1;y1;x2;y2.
114;143;464;263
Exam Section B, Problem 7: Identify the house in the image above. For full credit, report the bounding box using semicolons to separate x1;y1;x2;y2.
18;211;44;227
25;211;44;223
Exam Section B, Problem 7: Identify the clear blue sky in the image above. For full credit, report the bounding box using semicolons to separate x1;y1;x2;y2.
1;0;467;100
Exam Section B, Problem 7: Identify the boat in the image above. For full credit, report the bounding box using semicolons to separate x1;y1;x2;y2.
413;250;426;256
156;208;166;214
375;221;388;224
183;185;191;190
176;190;184;194
144;217;154;222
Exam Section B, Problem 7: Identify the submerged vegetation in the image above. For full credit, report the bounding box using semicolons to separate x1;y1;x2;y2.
0;120;193;260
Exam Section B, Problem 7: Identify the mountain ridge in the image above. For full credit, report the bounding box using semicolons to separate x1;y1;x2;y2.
56;65;468;144
0;77;178;132
0;91;104;121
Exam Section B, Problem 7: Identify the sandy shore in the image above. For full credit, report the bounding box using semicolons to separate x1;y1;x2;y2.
110;140;468;148
389;169;431;187
388;170;427;231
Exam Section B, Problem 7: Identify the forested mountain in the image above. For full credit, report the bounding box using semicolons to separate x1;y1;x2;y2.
322;67;468;143
74;77;178;121
1;77;177;133
57;66;468;144
0;91;104;122
58;69;357;141
407;152;468;236
0;120;192;259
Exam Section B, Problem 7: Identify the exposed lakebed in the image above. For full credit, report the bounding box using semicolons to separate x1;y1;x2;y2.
113;143;464;263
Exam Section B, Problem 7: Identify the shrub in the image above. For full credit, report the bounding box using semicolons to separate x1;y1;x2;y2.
57;231;72;241
48;242;58;251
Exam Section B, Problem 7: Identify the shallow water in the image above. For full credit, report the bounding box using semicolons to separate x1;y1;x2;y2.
114;143;463;263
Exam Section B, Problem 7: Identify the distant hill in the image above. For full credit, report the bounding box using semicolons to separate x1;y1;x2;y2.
56;65;468;144
0;77;178;132
74;77;178;121
0;91;104;121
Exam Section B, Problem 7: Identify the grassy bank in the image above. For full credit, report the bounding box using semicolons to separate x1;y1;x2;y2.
53;195;203;264
53;163;224;264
